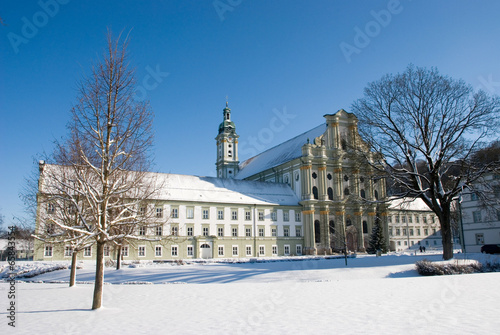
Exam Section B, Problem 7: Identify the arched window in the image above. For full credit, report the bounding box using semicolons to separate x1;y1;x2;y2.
341;139;347;150
344;187;350;196
329;220;335;234
328;187;334;200
362;220;368;234
360;189;366;199
346;219;352;226
228;150;232;157
314;220;321;243
374;190;379;200
313;186;319;200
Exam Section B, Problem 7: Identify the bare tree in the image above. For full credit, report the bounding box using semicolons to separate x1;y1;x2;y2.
352;65;500;260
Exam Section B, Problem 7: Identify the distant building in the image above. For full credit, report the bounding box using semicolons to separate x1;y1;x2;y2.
460;173;500;253
387;198;443;252
35;105;388;261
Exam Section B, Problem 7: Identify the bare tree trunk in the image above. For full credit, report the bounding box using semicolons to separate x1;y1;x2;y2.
116;245;122;270
440;208;454;260
69;251;77;287
92;240;105;309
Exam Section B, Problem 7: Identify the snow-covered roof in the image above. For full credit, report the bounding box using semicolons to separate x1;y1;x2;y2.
236;124;326;179
387;197;432;212
153;173;300;206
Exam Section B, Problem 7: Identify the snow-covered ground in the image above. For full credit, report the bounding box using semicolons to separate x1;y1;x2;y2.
1;252;499;334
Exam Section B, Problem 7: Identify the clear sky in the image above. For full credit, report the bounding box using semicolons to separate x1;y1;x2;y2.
1;0;500;226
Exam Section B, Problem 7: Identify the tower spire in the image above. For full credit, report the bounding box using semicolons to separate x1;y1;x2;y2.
216;101;239;178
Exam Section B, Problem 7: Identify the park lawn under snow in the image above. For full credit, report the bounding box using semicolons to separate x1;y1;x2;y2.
1;252;500;334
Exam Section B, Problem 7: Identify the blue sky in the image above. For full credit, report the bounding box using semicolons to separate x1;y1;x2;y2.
1;0;500;225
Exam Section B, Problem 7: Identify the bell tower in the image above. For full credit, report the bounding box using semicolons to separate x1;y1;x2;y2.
216;102;239;178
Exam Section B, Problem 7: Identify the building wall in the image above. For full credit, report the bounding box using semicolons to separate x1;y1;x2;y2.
387;210;442;251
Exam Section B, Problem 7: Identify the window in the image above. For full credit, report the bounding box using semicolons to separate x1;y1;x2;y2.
497;210;500;221
416;216;420;223
475;233;485;245
424;228;429;235
186;207;194;219
312;172;317;179
258;211;264;221
283;211;289;222
259;227;265;237
389;228;393;236
246;246;252;256
138;226;146;236
410;229;414;236
403;228;407;236
473;211;482;223
245;227;251;237
360;189;366;199
272;245;278;255
284;245;290;255
374;190;379;200
271;211;277;221
232;210;238;220
121;246;129;257
155;246;162;257
47;203;55;214
245;210;251;221
156;207;163;218
104;245;110;257
417;228;421;236
471;192;479;201
156;225;163;236
296;245;302;255
64;246;72;257
203;227;209;236
44;245;53;257
84;246;92;257
344;187;350;196
171;246;178;257
432;216;436;224
232;227;238;237
202;209;209;219
140;206;146;216
409;215;413;223
138;246;146;257
218;209;224;220
171;208;178;218
171;226;178;236
218;227;224;237
187;227;193;236
328;187;334;200
396;228;401;235
402;216;406;224
395;216;400;223
187;246;193;256
423;216;427;224
295;212;301;222
283;227;289;237
271;227;277;237
362;221;368;234
232;246;238;256
218;246;224;256
259;246;265;256
313;187;319;199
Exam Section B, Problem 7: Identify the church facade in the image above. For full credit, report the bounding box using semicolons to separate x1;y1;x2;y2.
34;103;389;261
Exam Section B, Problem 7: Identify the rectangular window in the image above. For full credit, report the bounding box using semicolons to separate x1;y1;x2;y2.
44;245;53;257
395;216;400;223
389;228;393;236
232;210;238;220
259;246;265;256
473;211;482;223
283;211;289;222
245;210;251;221
424;228;429;235
295;212;301;222
156;207;163;218
272;245;278;255
409;229;414;236
84;246;92;257
296;245;302;255
203;227;209;236
408;215;413;223
186;207;194;219
122;246;129;257
104;245;110;257
284;245;290;255
416;216;420;223
140;206;146;216
187;245;193;256
423;216;427;224
284;227;290;237
171;246;178;257
171;226;178;236
396;228;400;236
258;210;264;221
387;216;392;223
138;246;146;257
155;246;162;257
475;233;484;245
202;208;209;220
156;225;163;236
232;227;238;237
245;227;251;237
259;227;265;237
246;246;252;256
272;227;277;237
497;210;500;221
232;246;238;256
47;203;55;214
64;246;72;257
417;228;421;236
218;209;224;220
402;216;406;224
138;226;146;236
271;211;277;221
471;192;479;201
171;208;178;218
218;246;224;256
187;226;193;236
218;227;224;237
295;227;302;237
403;228;407;236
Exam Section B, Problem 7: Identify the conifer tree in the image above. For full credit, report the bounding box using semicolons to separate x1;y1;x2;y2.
367;216;387;254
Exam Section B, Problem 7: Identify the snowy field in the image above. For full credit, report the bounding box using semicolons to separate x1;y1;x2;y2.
1;252;500;334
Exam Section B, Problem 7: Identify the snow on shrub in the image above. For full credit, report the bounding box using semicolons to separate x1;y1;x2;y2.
416;259;499;276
